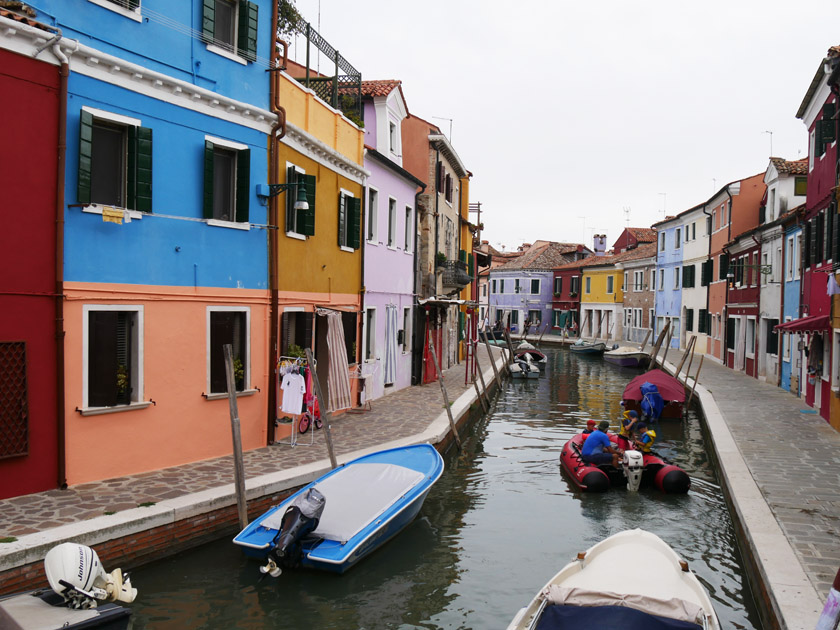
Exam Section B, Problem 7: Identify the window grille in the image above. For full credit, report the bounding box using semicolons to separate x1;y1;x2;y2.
0;342;28;460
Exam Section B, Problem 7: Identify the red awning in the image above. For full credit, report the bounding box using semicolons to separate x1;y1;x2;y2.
774;315;831;334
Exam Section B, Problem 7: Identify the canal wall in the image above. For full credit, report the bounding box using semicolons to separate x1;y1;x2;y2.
0;350;509;595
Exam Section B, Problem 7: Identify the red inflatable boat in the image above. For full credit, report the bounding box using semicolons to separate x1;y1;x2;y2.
559;432;690;493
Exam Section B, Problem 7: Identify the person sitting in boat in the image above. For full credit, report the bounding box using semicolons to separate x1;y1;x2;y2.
634;422;657;453
619;410;639;438
581;420;623;468
582;419;597;434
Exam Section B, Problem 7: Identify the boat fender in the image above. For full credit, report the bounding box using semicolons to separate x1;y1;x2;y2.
655;465;691;494
581;469;610;493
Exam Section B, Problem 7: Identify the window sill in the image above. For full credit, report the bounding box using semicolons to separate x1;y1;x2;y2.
88;0;142;21
78;401;153;416
286;231;306;241
207;218;250;231
404;249;413;255
387;245;397;251
340;245;355;253
206;44;248;66
203;389;258;401
81;204;143;221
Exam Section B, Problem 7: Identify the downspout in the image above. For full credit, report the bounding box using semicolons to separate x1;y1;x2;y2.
267;14;288;443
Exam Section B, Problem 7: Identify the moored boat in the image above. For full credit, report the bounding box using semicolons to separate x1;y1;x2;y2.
603;345;650;368
568;339;606;354
233;444;444;575
510;357;541;379
622;369;686;420
559;432;690;493
506;529;721;630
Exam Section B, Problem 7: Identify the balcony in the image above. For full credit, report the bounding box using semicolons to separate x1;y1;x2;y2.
440;260;471;291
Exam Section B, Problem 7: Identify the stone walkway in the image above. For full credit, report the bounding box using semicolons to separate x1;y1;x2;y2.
0;354;499;540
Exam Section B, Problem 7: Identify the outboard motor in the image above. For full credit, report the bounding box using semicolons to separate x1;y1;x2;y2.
44;543;137;609
261;487;326;577
622;450;644;492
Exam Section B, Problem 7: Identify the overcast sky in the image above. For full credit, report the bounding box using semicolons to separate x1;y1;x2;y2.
288;0;840;252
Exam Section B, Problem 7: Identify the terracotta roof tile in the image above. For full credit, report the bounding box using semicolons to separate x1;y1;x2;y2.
554;243;657;270
360;80;401;98
496;242;587;271
769;157;809;175
627;227;656;243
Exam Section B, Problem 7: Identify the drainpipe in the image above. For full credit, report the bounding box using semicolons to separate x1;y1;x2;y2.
267;11;288;443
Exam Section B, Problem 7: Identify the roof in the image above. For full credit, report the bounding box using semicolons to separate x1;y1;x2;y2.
554;243;657;271
360;80;401;98
495;242;588;271
797;45;840;119
626;227;656;243
769;157;808;176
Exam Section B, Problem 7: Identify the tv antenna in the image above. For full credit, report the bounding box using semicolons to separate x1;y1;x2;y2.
623;207;631;227
432;116;453;141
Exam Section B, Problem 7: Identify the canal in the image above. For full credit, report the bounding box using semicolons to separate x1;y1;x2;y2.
131;347;761;629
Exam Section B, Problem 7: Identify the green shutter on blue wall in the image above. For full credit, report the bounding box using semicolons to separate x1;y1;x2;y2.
237;1;258;62
201;0;215;42
301;173;316;236
78;109;93;204
349;196;361;249
203;140;215;219
235;148;250;223
128;125;152;212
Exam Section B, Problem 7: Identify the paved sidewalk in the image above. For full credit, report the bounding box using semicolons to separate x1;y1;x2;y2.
667;352;840;627
0;353;500;541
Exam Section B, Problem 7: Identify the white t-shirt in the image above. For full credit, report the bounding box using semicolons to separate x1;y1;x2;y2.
280;372;306;414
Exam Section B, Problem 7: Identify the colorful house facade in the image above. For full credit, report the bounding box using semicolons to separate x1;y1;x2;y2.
780;208;805;395
619;244;657;344
652;220;684;348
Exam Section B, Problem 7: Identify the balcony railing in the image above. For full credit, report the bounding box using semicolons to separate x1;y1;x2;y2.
441;260;471;290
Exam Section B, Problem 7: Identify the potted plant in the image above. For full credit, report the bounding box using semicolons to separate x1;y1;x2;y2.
435;252;447;267
569;291;578;298
286;344;306;359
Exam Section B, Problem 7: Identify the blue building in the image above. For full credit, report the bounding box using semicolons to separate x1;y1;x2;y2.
11;0;278;485
651;221;683;348
780;212;804;394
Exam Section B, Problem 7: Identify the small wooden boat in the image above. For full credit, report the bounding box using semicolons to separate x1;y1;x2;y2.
233;444;444;575
622;369;686;420
603;345;650;368
510;357;540;379
514;341;547;368
507;529;721;630
568;339;606;354
559;432;690;493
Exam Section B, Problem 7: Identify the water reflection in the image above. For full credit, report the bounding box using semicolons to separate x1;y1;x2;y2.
131;347;760;629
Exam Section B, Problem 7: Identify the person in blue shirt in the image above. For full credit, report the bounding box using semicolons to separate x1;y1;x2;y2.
581;420;623;468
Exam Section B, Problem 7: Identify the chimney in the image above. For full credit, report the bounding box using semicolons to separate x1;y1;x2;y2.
593;234;606;256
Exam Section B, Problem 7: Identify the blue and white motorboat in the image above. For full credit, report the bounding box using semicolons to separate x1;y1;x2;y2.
233;444;444;575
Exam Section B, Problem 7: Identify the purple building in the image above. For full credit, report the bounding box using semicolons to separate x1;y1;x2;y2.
360;81;425;400
489;242;589;334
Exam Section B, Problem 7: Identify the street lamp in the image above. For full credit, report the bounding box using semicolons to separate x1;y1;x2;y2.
266;181;309;210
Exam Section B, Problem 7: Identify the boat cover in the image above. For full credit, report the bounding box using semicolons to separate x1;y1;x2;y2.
622;370;685;403
260;463;424;543
534;604;702;630
543;585;704;624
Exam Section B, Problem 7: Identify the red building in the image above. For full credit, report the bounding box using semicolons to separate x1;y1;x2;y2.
552;260;586;333
724;233;761;376
0;42;63;498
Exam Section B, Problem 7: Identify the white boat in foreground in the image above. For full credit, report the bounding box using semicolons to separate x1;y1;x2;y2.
507;529;720;630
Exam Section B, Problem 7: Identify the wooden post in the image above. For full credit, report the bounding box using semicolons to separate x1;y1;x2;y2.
304;348;338;469
687;355;704;408
536;321;549;347
675;335;695;377
428;339;462;450
649;320;670;366
504;329;516;364
482;330;502;382
639;328;652;352
223;344;248;531
473;343;490;411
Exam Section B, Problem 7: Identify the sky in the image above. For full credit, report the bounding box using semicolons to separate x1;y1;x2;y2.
286;0;840;252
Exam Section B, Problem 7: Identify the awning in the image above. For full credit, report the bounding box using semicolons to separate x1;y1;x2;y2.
774;314;831;334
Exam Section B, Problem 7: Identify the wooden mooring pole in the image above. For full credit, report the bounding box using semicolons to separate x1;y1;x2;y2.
472;342;490;412
223;344;248;531
304;348;338;469
482;330;503;382
428;339;462;451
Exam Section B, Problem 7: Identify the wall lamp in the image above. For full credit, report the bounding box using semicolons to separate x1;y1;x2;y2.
257;182;309;210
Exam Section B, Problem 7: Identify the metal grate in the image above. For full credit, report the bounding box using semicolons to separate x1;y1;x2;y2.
0;342;29;460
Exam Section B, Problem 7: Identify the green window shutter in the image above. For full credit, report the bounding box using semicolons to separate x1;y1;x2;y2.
718;253;729;280
726;318;736;350
128;125;153;212
237;1;258;62
235;148;250;223
459;249;467;263
686;309;693;332
78;109;93;204
468;253;474;278
458;311;465;341
823;103;837;145
301;173;316;236
349;196;361;249
203;140;215;219
201;0;215;42
767;319;779;354
698;309;707;334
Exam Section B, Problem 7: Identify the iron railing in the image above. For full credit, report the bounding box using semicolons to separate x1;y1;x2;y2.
441;260;471;290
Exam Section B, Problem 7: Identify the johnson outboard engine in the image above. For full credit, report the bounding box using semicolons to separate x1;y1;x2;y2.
622;450;644;492
44;543;137;609
261;487;326;577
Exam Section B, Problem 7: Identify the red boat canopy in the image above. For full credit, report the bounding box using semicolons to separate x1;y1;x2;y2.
774;315;830;334
622;369;686;403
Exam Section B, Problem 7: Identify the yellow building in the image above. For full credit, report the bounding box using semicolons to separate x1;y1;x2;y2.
580;258;624;341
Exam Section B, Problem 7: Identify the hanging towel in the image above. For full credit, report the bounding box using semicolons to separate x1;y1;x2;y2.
323;311;352;412
828;273;840;296
384;305;398;385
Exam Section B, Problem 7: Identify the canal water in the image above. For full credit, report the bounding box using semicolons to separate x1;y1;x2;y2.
131;347;762;629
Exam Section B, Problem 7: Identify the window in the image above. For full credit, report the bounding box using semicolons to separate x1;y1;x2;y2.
338;190;361;250
387;198;396;247
284;165;315;236
623;272;628;291
761;252;769;286
783;318;791;360
833;331;840;390
402;307;411;352
208;307;249;394
794;176;808;197
367;188;378;242
510;310;519;325
404;206;413;251
585;276;591;294
364;308;376;361
78;108;152;211
389;122;397;153
719;253;729;280
659;232;665;251
0;342;28;458
84;305;143;408
528;310;541;324
554;277;562;295
444;173;453;203
492;279;497;294
482;283;487;297
658;269;664;290
571;276;579;294
675;228;681;249
633;270;644;291
686;309;694;332
500;279;505;293
692;222;696;240
514;279;521;294
203;136;251;223
531;278;540;294
202;0;259;62
766;319;779;356
606;275;614;294
795;232;802;278
90;0;141;20
674;267;680;289
444;217;454;259
650;270;656;291
746;318;756;356
698;308;707;334
682;264;695;288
